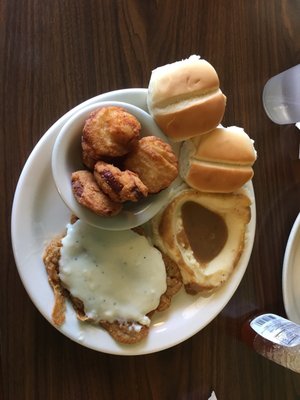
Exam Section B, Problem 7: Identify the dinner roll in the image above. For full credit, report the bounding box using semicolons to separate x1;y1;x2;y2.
147;55;226;141
151;189;251;294
179;126;257;193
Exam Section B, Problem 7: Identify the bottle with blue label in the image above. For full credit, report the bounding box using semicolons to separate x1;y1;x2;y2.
241;313;300;373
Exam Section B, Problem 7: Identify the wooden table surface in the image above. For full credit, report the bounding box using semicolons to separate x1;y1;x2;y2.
2;0;300;399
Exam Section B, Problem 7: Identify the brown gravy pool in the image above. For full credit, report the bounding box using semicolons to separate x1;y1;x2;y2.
180;201;228;263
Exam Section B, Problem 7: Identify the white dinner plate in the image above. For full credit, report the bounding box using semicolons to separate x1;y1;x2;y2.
282;213;300;324
11;88;256;355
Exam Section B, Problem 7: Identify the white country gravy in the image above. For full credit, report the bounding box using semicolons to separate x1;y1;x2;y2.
59;220;167;326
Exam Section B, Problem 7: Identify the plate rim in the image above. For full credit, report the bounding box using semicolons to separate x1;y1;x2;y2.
282;212;300;323
11;88;256;355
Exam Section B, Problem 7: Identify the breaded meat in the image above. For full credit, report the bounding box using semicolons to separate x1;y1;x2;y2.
94;161;148;203
71;170;122;216
82;106;141;160
42;233;66;326
124;136;178;193
82;147;100;170
42;224;182;345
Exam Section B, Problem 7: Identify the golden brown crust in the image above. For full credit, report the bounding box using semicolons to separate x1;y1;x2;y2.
100;321;150;344
82;106;141;159
71;170;122;216
124;136;178;193
42;234;66;326
82;146;101;170
43;226;182;344
67;295;88;321
94;161;148;203
70;294;151;344
62;289;150;344
152;189;251;293
156;252;182;311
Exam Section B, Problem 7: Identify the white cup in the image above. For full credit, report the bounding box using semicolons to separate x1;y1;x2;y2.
51;101;174;231
262;64;300;124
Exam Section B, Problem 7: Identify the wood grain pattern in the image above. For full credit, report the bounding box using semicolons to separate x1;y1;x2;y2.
2;0;300;399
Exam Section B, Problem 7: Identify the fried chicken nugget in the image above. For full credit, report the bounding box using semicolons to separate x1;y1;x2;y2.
124;136;178;193
82;106;141;162
71;170;122;216
82;147;100;170
94;161;148;203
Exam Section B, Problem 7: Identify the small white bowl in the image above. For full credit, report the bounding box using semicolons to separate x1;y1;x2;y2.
51;101;173;230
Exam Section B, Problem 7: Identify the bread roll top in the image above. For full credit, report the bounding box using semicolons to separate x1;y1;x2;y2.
192;126;256;165
148;56;220;109
179;126;256;193
147;55;227;141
